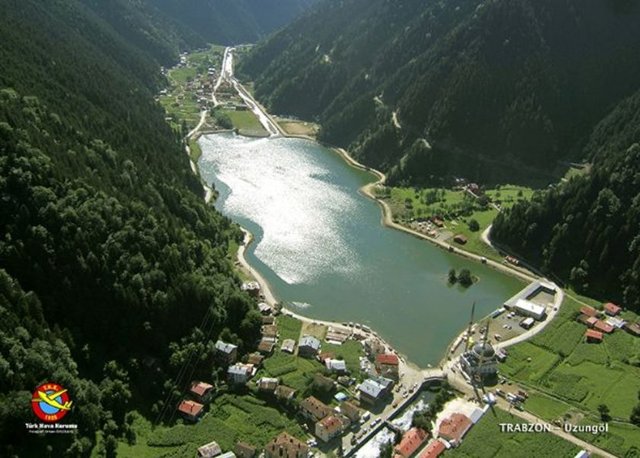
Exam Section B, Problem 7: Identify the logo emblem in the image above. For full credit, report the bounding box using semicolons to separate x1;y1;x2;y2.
31;382;72;423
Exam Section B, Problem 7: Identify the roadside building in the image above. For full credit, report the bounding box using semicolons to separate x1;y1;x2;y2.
325;359;348;374
257;338;276;355
376;353;400;381
298;335;321;358
300;396;333;422
603;302;622;316
508;299;546;320
275;385;297;401
453;234;468;245
258;302;272;315
357;379;387;405
326;327;349;344
264;432;308;458
394;427;429;458
341;400;361;423
197;440;222;458
585;329;604;343
281;339;296;354
218;452;236;458
315;415;345;442
227;363;254;385
438;413;472;446
177;400;205;422
190;381;215;403
215;340;238;364
417;439;447;458
234;442;256;458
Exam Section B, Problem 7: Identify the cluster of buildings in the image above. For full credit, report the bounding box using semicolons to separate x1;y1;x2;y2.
196;432;309;458
578;302;632;343
387;403;485;458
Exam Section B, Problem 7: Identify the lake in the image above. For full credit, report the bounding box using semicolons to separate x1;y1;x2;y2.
198;133;522;367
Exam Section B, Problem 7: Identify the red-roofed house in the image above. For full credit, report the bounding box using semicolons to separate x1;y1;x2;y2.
394;427;428;458
585;329;603;343
376;353;400;381
580;306;598;317
604;302;622;316
594;320;614;334
177;400;204;422
438;413;472;446
190;381;215;403
315;415;345;442
418;439;447;458
586;316;598;328
376;353;399;366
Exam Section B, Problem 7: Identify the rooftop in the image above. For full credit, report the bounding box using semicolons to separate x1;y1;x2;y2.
438;413;472;443
265;432;308;458
417;440;447;458
178;400;204;417
190;381;214;397
215;340;238;354
376;353;400;366
394;427;428;458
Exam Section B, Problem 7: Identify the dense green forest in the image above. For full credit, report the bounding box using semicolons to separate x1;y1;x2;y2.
238;0;640;186
151;0;318;46
0;0;319;455
492;89;640;311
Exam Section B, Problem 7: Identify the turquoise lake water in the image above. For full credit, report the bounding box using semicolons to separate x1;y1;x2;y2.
198;133;522;367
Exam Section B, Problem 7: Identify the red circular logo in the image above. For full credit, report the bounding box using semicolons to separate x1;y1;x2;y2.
31;382;72;423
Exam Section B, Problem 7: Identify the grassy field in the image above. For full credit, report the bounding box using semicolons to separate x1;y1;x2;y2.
224;109;267;136
118;395;306;457
383;185;534;262
450;408;580;458
188;138;202;162
261;351;323;394
322;340;364;374
278;315;303;341
498;295;640;456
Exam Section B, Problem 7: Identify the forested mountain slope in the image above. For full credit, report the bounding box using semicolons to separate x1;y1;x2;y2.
151;0;319;45
0;1;265;456
238;0;640;186
492;89;640;311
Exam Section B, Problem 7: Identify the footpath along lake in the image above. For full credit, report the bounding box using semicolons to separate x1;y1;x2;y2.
198;133;522;366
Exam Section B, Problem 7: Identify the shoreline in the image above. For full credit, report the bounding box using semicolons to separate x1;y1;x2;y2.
196;128;543;369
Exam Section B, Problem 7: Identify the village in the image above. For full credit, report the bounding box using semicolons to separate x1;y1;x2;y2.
159;260;640;458
142;47;640;458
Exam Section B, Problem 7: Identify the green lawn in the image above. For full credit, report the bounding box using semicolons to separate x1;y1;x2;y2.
261;351;322;394
383;185;534;262
225;109;267;136
118;396;306;457
188;139;202;162
322;340;364;374
278;315;303;341
450;408;580;458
